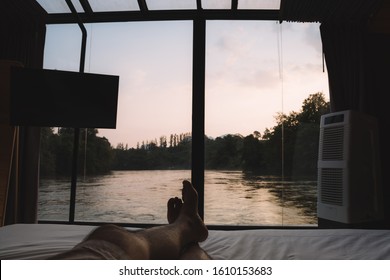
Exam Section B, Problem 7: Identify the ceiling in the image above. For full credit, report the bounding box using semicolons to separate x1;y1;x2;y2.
34;0;386;26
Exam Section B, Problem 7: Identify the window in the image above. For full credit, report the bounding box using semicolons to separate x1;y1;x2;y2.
204;21;328;226
39;19;329;227
39;21;193;224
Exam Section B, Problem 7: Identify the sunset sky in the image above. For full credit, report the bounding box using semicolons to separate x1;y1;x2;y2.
43;19;329;148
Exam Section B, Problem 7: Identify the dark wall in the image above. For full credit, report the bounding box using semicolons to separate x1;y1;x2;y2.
0;0;46;224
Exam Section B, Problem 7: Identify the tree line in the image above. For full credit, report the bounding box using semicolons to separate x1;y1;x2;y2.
39;92;330;178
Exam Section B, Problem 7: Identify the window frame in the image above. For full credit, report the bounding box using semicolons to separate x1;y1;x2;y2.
39;8;319;229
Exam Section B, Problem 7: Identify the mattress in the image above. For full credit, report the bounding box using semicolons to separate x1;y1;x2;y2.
1;223;390;260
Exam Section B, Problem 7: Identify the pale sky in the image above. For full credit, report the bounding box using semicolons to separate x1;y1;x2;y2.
43;20;329;148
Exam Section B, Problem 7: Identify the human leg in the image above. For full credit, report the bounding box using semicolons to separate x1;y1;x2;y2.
49;180;208;260
179;243;212;260
167;193;212;260
135;180;208;259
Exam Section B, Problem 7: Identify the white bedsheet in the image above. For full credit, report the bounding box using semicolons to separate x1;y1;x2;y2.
1;224;390;260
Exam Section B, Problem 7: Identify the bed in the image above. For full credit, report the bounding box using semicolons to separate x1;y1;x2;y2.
1;223;390;260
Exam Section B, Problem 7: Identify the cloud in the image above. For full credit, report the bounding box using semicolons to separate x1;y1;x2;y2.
237;68;281;90
303;24;323;56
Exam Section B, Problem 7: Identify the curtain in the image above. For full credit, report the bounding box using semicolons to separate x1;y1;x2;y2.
320;22;369;112
0;0;47;224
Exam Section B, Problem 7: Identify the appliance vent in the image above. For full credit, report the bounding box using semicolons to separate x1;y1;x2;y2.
320;168;343;206
321;126;344;160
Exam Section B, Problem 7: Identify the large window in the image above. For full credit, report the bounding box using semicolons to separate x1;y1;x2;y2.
204;21;329;226
39;21;193;224
38;19;329;226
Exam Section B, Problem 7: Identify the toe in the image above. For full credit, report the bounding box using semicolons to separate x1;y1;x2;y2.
167;198;176;223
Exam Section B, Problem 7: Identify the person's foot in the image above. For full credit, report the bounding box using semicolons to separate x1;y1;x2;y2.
175;180;208;243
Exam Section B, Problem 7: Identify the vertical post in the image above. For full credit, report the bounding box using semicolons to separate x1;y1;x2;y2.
65;0;87;223
83;128;87;180
192;18;206;220
69;128;80;223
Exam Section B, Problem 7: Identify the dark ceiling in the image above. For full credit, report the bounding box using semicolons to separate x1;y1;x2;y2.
34;0;387;27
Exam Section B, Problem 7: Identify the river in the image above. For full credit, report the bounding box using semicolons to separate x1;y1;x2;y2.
38;170;318;226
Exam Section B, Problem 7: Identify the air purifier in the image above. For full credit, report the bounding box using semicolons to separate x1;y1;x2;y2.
317;110;383;224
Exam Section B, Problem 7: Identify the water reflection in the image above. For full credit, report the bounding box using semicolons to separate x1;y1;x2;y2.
204;171;317;225
242;172;317;221
38;170;317;225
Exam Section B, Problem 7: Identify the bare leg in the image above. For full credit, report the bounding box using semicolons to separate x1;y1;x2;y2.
167;193;212;260
139;180;208;259
180;243;212;260
50;180;208;260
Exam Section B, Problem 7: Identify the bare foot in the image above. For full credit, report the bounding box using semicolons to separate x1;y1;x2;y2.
175;180;208;243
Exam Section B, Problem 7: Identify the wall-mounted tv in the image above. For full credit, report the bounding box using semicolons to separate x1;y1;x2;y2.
10;67;119;128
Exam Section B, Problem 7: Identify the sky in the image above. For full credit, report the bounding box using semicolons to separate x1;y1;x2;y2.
43;20;329;148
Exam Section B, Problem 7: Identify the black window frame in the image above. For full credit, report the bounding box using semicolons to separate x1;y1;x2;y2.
38;6;319;230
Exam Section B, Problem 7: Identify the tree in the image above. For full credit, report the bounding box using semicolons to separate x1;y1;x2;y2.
80;128;113;175
261;92;330;177
298;92;330;124
241;133;265;173
206;134;243;170
39;127;58;176
55;127;75;175
39;127;114;177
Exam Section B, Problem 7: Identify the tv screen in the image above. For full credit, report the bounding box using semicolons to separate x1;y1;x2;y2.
10;67;119;128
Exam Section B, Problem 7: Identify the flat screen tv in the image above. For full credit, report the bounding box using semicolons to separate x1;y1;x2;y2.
10;67;119;128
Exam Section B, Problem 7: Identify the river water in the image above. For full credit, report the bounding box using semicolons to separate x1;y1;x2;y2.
38;170;318;226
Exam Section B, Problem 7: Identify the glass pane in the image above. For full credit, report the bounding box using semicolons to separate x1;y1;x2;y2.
43;24;82;72
205;20;329;226
202;0;231;9
36;0;83;14
238;0;281;10
88;0;139;12
39;25;83;221
38;128;74;221
147;0;196;10
40;21;193;225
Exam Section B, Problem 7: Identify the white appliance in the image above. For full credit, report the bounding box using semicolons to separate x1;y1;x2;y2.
317;110;383;224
